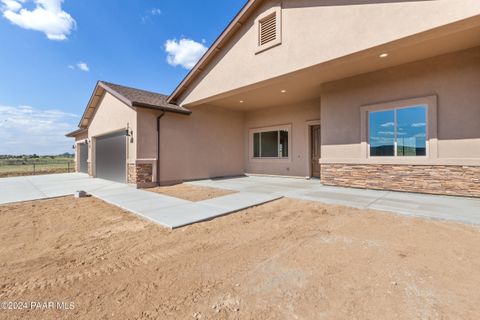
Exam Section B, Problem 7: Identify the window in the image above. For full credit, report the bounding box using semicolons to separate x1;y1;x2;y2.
253;129;289;158
369;105;427;157
255;6;281;54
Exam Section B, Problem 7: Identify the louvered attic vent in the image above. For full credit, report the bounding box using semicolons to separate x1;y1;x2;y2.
259;13;277;46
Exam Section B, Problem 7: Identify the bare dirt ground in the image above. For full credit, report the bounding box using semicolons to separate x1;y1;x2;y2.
1;196;480;320
146;184;236;201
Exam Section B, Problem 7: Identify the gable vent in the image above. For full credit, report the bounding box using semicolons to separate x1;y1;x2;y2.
259;13;277;46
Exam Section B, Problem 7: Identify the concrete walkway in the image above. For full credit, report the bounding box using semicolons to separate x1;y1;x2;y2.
187;175;480;225
0;174;280;228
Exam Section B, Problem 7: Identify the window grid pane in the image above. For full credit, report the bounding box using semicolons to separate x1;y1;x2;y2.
253;133;260;158
396;106;427;156
279;130;288;158
369;105;427;157
369;110;395;156
260;131;278;157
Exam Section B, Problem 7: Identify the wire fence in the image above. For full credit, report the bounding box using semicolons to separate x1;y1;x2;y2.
0;159;75;178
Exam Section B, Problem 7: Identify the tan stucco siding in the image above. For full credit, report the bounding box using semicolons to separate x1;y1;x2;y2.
244;99;320;177
136;109;160;160
158;105;245;184
74;131;88;142
87;92;137;174
321;46;480;166
179;0;480;106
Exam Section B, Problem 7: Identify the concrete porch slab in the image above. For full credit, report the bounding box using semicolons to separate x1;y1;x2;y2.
188;176;480;225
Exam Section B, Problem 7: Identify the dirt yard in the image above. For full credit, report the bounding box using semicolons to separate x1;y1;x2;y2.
0;167;72;178
146;184;236;201
1;195;479;320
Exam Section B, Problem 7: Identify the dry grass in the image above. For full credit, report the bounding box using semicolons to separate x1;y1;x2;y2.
0;196;479;319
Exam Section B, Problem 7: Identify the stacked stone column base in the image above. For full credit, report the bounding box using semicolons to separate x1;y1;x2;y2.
128;163;154;187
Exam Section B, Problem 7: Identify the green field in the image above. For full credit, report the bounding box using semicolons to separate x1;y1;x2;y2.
0;157;75;178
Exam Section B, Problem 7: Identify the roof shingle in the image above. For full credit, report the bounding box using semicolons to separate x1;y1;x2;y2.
99;81;191;114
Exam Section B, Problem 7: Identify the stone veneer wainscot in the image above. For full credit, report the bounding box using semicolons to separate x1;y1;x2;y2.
321;164;480;198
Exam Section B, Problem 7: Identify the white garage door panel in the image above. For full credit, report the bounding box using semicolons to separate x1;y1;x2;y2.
95;131;126;183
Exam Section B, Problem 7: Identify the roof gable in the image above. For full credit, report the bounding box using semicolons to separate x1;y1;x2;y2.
77;81;191;129
168;0;480;107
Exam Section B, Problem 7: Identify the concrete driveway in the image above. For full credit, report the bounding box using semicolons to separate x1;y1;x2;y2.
187;175;480;225
0;173;280;228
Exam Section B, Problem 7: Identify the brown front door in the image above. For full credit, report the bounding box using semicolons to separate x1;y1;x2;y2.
310;125;321;178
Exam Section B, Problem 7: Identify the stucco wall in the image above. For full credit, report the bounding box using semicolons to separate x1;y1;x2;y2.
87;92;137;175
178;0;480;106
321;46;480;166
244;99;320;177
158;105;245;184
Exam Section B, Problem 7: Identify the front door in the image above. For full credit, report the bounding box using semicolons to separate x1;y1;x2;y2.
310;125;321;178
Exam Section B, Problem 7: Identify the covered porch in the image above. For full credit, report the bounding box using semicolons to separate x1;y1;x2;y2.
174;16;480;197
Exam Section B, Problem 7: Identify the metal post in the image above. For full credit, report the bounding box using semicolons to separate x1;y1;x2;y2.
33;163;35;175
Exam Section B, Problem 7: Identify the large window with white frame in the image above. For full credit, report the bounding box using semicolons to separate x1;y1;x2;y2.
369;105;427;157
252;128;289;159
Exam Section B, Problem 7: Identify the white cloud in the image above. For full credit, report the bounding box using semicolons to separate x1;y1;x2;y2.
0;104;78;155
380;122;395;127
67;62;90;71
165;38;208;69
377;131;394;136
76;61;89;72
2;0;21;11
141;7;162;23
411;122;426;128
1;0;76;41
151;8;161;16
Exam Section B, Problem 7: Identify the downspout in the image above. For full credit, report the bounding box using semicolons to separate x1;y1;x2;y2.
156;111;166;186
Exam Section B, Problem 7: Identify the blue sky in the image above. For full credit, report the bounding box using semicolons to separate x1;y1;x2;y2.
0;0;245;155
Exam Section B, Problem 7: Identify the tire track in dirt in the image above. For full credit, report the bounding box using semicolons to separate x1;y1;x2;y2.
0;246;183;298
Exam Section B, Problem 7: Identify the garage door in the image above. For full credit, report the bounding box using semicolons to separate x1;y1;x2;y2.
95;131;127;183
79;143;88;174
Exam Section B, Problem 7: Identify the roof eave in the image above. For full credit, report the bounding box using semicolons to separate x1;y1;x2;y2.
132;102;192;115
65;128;87;138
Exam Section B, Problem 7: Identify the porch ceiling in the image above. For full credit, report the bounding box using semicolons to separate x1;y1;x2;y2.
200;15;480;111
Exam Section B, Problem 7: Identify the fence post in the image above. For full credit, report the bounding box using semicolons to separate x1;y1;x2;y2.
33;163;35;175
68;162;70;173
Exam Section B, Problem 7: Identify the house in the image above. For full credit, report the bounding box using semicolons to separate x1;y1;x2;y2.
67;0;480;197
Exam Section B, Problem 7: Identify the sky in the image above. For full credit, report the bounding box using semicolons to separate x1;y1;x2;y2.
0;0;245;155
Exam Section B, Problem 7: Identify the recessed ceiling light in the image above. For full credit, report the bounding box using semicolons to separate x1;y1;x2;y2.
281;89;287;93
379;53;389;58
239;100;244;103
